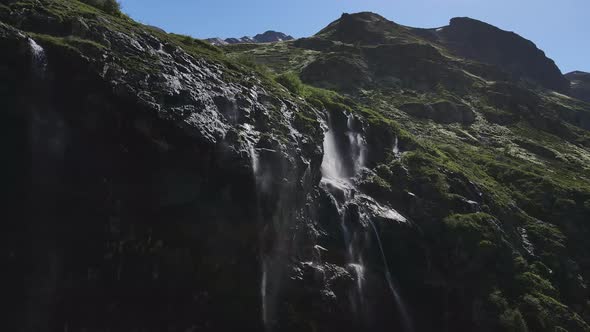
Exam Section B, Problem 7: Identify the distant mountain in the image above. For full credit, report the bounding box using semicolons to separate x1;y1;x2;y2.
206;30;293;45
315;12;569;92
566;71;590;102
431;17;570;92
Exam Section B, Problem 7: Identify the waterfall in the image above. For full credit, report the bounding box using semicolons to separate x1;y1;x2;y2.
320;114;349;184
368;220;413;332
393;136;400;155
240;123;269;330
261;260;268;329
28;38;47;77
320;111;412;331
346;113;367;175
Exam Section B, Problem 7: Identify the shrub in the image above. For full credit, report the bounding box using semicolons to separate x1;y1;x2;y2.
275;72;304;95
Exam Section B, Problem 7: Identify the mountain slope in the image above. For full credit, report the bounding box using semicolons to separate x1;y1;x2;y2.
3;3;590;332
431;17;569;92
567;71;590;102
225;11;590;332
302;12;569;92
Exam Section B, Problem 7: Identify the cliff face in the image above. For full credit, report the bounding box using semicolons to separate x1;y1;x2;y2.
2;1;319;330
223;11;590;332
1;2;413;331
3;3;590;332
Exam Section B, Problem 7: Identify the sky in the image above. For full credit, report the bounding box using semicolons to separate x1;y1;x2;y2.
118;0;589;73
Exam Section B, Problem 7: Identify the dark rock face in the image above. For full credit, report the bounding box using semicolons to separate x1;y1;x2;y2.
206;30;293;45
0;9;324;332
566;71;590;103
1;3;425;332
6;3;590;332
435;17;569;92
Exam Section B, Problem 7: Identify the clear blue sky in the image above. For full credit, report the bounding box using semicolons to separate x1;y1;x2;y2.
118;0;589;73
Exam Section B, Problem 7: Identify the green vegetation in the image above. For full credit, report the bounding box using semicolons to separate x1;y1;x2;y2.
5;1;590;330
250;21;590;330
79;0;122;16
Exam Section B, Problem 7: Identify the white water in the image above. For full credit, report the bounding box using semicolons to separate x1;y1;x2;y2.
393;136;400;155
346;113;367;176
320;112;412;331
243;124;260;175
321;115;350;184
261;260;268;329
320;113;367;317
368;220;413;332
28;38;47;76
241;123;269;330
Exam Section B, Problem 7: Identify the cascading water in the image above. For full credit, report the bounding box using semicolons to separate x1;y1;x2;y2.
320;111;412;331
28;38;47;77
346;113;367;175
368;217;413;332
241;124;269;330
393;136;400;155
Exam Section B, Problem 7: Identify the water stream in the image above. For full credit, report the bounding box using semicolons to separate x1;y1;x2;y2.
320;111;412;331
393;136;400;155
28;38;47;77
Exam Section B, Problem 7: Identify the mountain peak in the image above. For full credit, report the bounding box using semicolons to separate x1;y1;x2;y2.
252;30;294;43
206;30;293;45
316;11;405;45
436;16;569;91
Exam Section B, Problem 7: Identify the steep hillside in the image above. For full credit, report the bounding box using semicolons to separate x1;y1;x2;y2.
309;12;568;92
3;3;590;332
430;17;570;92
226;11;590;332
567;71;590;103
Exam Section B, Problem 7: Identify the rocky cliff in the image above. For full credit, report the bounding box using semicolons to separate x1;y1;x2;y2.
3;3;590;332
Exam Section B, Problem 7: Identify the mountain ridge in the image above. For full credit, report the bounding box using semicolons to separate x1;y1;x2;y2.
206;30;293;45
312;12;570;92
